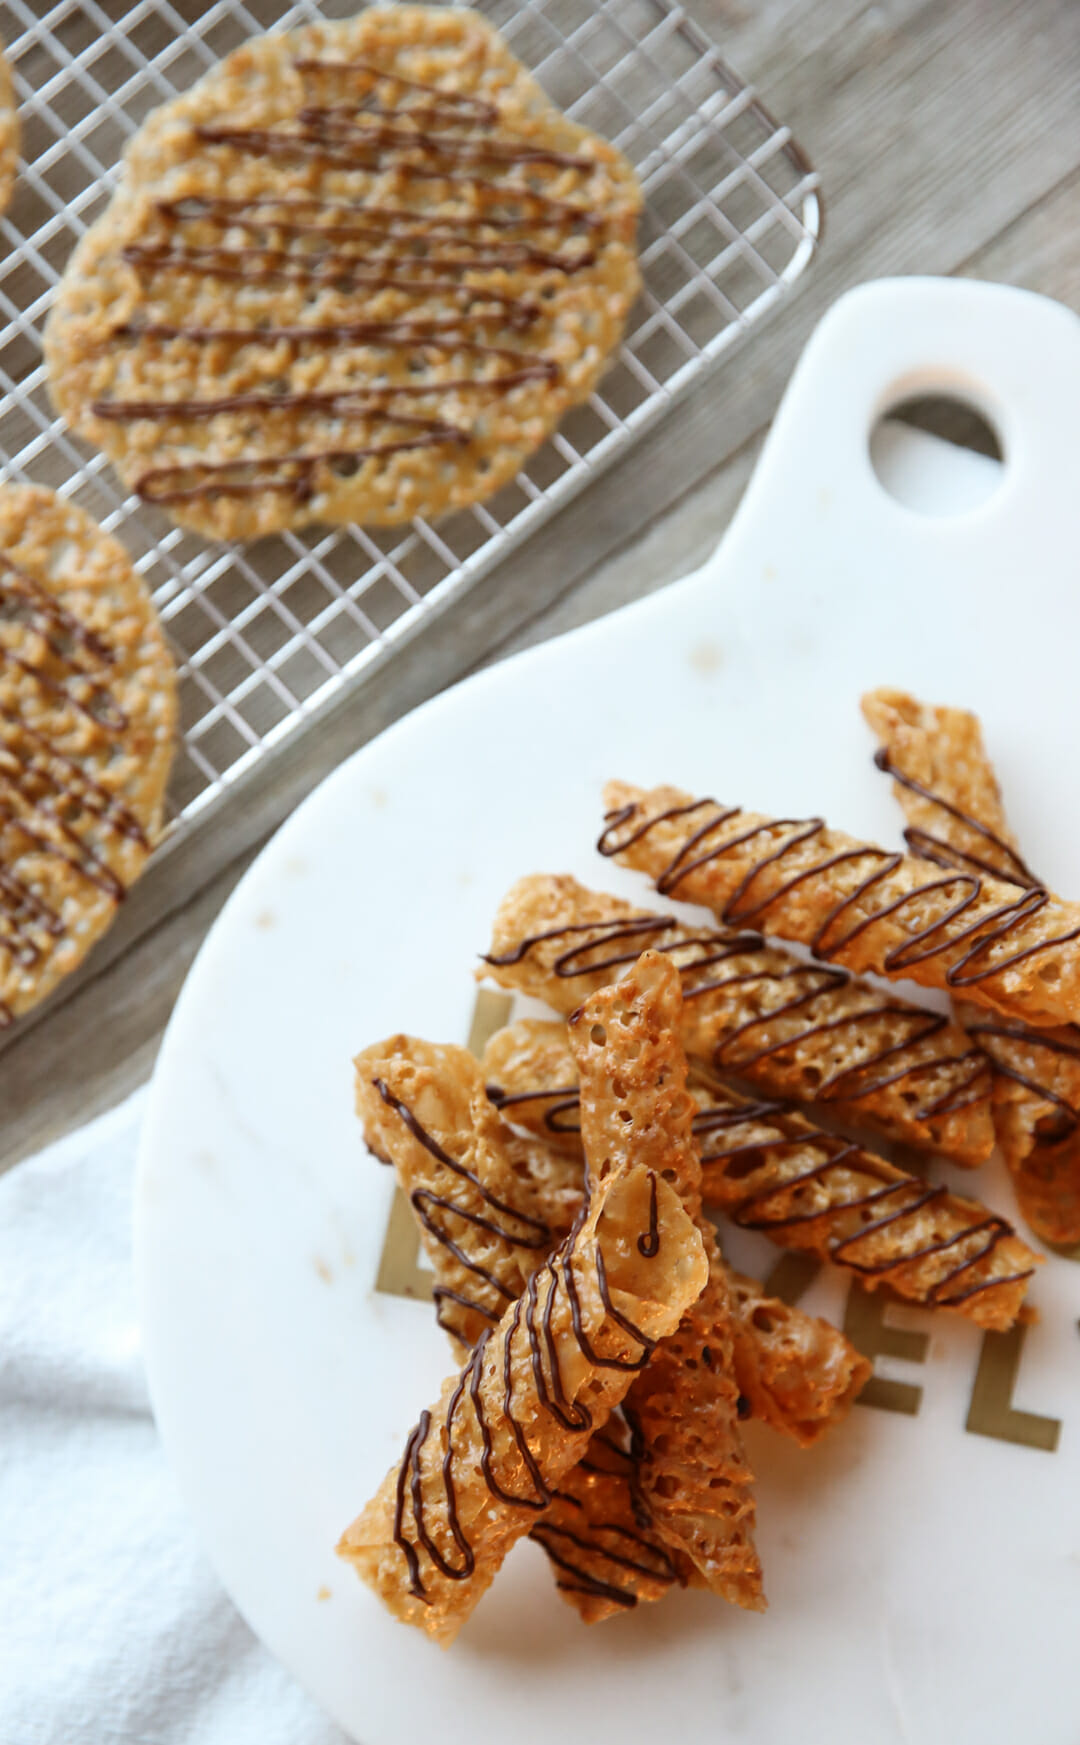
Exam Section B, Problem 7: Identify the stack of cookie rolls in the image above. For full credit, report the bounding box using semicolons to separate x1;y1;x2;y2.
338;1125;706;1645
598;780;1080;1028
357;1036;684;1625
480;1019;872;1446
569;955;764;1612
482;873;994;1165
344;700;1078;1643
484;1020;1038;1332
863;687;1080;1247
351;967;871;1628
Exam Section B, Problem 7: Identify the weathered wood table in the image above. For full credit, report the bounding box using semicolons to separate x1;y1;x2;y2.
3;0;1078;1169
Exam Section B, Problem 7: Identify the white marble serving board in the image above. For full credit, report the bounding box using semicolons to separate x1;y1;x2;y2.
137;278;1080;1745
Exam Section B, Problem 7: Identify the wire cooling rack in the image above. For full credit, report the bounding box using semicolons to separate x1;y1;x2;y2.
0;0;819;840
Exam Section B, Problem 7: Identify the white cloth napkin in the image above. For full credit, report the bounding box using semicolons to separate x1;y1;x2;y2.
0;1093;348;1745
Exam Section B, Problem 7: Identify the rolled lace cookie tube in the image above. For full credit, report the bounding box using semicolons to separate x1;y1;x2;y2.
569;953;765;1612
725;1270;870;1447
863;688;1080;1246
355;1036;561;1353
503;1129;586;1236
481;873;993;1165
484;1011;585;1156
487;1020;1039;1326
357;1035;674;1622
690;1073;1039;1330
531;1410;694;1623
487;1017;870;1446
860;689;1034;884
338;1162;707;1644
599;780;1080;1029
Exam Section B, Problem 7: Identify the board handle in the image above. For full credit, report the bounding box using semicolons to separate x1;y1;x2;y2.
738;277;1080;531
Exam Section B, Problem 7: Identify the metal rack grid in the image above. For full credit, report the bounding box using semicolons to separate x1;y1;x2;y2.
0;0;819;844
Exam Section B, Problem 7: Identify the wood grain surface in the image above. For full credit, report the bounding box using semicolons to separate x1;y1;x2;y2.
3;0;1079;1169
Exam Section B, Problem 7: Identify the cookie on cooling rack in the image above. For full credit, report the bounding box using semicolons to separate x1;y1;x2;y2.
44;5;643;540
0;42;19;215
0;485;176;1024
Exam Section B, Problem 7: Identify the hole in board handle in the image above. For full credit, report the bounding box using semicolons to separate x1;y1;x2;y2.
870;393;1004;516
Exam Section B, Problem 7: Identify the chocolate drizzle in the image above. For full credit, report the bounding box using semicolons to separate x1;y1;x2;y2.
151;193;595;271
598;797;1080;996
379;1075;674;1609
116;312;543;342
692;1096;1034;1308
870;744;1080;1149
530;1414;676;1609
391;1174;661;1600
392;1418;431;1602
483;912;677;977
874;746;1037;887
95;53;615;507
137;438;466;508
122;241;546;306
487;1080;582;1135
483;910;991;1128
293;57;501;128
373;1076;550;1337
0;714;146;848
0;555;113;669
195;118;592;174
968;1025;1080;1146
531;1508;676;1609
96;372;555;423
0;553;124;731
0;555;142;1020
637;1171;660;1256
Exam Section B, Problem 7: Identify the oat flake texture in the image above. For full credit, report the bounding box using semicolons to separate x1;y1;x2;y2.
0;485;176;1022
45;6;642;539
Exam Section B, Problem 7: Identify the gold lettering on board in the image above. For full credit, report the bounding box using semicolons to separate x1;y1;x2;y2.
965;1324;1061;1452
761;1252;823;1306
842;1280;928;1416
466;989;515;1060
375;1179;433;1304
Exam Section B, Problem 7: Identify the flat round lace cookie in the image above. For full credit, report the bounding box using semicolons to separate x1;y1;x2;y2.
0;43;18;216
0;486;176;1024
44;5;643;539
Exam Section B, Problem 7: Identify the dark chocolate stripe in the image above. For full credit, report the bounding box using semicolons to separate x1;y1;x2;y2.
106;52;614;507
599;798;1080;996
485;910;991;1129
874;745;1037;887
393;1176;660;1598
694;1094;1033;1306
868;744;1080;1143
372;1076;550;1343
